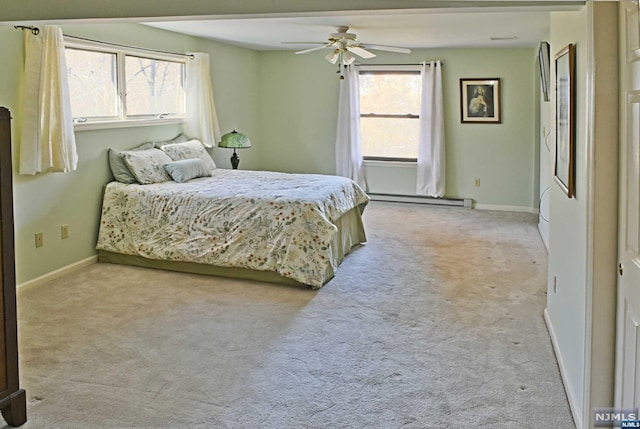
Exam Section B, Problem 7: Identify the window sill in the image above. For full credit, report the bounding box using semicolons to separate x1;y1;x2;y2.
74;117;183;132
363;159;417;168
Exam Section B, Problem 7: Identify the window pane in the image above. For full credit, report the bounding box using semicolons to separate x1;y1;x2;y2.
359;73;421;115
125;56;185;116
65;48;118;118
360;117;419;159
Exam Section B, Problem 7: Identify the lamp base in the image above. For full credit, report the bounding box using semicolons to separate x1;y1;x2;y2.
230;150;240;170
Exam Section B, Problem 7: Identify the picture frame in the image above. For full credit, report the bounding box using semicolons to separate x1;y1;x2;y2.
460;78;501;123
538;41;551;102
554;44;576;198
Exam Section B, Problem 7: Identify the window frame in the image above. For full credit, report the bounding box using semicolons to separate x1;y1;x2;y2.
358;64;421;163
64;38;187;131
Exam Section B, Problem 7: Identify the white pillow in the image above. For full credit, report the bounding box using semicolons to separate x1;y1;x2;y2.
109;142;155;184
164;158;212;183
160;140;216;172
123;148;173;184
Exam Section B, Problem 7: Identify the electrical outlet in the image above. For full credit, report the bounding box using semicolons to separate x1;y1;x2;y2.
553;275;557;293
35;232;43;248
475;178;481;187
61;224;69;240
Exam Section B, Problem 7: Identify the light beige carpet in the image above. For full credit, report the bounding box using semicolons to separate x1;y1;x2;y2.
10;202;574;428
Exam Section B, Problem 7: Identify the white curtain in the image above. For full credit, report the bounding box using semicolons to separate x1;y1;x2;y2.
416;61;445;197
185;52;221;148
335;65;366;188
19;26;78;175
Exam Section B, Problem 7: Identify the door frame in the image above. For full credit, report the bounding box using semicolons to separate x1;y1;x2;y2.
581;1;619;428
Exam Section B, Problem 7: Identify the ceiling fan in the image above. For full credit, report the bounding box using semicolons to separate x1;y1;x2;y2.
286;26;411;66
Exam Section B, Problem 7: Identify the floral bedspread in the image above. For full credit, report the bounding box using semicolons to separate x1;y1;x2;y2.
97;170;369;288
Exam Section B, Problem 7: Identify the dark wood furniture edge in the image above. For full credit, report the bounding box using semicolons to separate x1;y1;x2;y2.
0;389;26;427
0;108;26;426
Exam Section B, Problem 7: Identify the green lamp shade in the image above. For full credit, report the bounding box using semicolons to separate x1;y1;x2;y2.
218;130;251;149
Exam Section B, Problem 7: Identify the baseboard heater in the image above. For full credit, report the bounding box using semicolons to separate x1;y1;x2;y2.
367;193;473;208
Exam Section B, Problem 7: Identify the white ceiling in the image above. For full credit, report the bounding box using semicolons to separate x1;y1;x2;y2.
145;6;574;52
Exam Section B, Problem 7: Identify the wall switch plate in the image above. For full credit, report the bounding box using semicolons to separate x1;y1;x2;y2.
61;224;69;240
35;232;43;248
475;178;481;187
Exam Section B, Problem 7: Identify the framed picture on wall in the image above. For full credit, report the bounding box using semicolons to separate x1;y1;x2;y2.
554;44;576;198
460;78;501;123
538;41;551;102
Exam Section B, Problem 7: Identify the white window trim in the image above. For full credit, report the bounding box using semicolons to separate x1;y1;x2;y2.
357;64;421;73
363;159;417;168
64;37;187;131
74;117;184;132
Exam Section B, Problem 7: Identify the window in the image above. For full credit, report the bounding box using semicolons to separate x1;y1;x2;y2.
66;48;118;120
64;39;186;128
125;56;185;117
359;67;421;161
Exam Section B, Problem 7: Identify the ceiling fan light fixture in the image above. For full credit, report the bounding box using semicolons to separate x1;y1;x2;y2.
325;49;340;64
294;26;410;77
341;50;356;65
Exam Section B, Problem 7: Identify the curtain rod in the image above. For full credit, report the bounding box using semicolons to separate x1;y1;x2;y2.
14;25;194;59
14;25;39;35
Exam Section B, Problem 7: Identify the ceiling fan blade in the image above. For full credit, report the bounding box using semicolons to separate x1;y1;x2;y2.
347;46;376;59
295;45;330;55
280;42;327;45
362;44;411;54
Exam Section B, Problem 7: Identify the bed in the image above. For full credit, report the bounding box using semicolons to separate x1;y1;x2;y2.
97;168;369;289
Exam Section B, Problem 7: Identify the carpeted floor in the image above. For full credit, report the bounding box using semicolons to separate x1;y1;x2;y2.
9;202;575;428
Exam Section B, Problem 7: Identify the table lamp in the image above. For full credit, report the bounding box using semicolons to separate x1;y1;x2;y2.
218;130;251;169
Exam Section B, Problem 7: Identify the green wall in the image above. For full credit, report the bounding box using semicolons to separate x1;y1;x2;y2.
257;51;340;175
257;48;538;208
0;23;260;284
545;8;588;420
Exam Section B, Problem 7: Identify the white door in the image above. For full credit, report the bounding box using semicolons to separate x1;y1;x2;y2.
616;0;640;409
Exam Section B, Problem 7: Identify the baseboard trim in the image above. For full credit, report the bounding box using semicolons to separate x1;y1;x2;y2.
474;203;539;213
544;308;582;429
368;193;473;208
367;195;538;213
17;255;98;292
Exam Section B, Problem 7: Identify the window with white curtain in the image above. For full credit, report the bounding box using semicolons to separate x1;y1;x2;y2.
64;39;186;128
359;66;422;161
